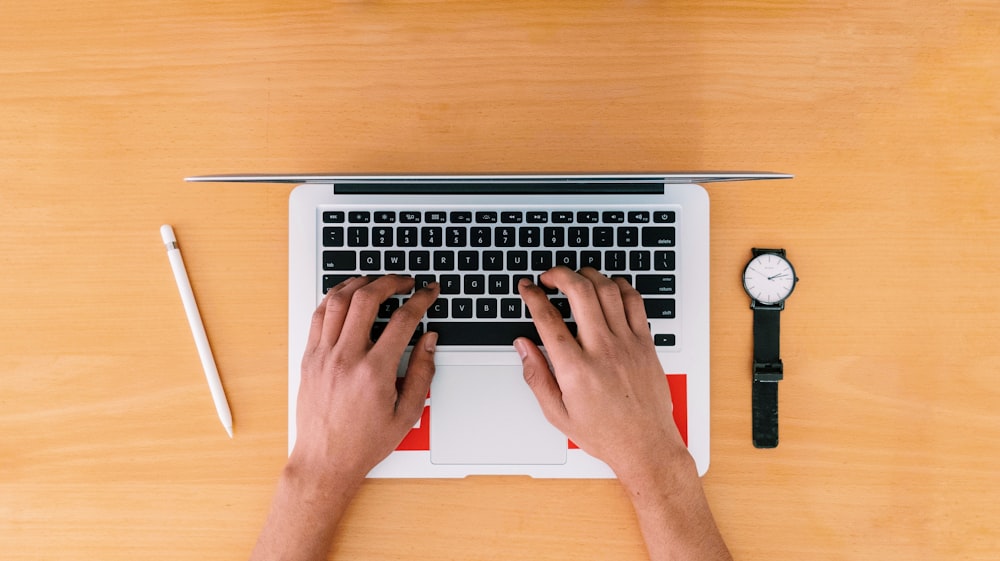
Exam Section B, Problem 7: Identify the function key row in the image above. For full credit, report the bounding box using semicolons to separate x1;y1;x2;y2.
323;225;676;248
322;210;676;224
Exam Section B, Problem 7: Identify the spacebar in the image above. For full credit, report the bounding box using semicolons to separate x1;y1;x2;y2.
427;321;578;346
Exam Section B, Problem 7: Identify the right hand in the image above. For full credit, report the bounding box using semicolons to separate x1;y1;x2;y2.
514;267;690;480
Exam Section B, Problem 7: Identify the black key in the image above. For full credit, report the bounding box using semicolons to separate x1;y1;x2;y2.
427;321;577;346
643;298;676;319
374;211;396;223
451;298;474;318
470;226;491;247
568;227;589;247
531;250;553;271
513;274;535;292
580;251;601;269
421;226;442;247
488;275;509;295
593;227;614;247
347;227;368;247
400;211;422;223
425;211;447;223
654;250;676;271
348;211;370;223
617;226;639;247
450;211;473;223
323;211;345;223
500;298;522;318
630;250;651;271
377;298;400;319
552;211;574;223
507;251;528;271
446;227;466;247
642;227;675;247
653;211;676;223
360;251;381;270
322;274;356;293
483;251;504;271
555;251;576;269
602;211;625;223
527;211;548;223
605;250;626;271
550;298;572;318
501;211;523;223
628;211;650;223
370;321;388;342
415;274;436;289
654;334;676;346
409;251;430;271
477;298;498;318
577;211;599;223
398;227;419;247
610;273;633;285
384;251;406;271
464;275;485;294
323;251;356;271
544;227;564;247
439;275;461;294
495;226;516;247
635;274;676;295
428;298;448;318
519;227;540;247
323;227;345;247
371;226;393;247
476;212;498;223
433;250;455;271
457;251;479;270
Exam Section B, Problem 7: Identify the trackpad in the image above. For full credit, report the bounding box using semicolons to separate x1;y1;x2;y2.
430;365;567;465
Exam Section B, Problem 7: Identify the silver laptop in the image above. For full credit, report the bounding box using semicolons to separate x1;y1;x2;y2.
188;172;791;477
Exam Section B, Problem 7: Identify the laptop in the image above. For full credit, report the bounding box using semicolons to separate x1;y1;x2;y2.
188;172;791;477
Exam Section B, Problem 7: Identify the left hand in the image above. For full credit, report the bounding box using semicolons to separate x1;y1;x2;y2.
289;275;440;483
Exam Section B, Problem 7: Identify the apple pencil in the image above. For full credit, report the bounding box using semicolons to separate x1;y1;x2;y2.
160;224;233;438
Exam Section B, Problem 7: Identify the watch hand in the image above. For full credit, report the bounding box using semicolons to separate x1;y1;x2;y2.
768;272;789;280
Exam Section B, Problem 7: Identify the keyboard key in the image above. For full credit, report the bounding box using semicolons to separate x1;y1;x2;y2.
568;227;589;247
653;211;676;223
374;211;396;223
425;211;447;223
628;211;650;223
593;227;614;247
450;211;473;223
421;227;442;247
483;251;504;271
446;227;466;247
398;227;418;247
500;298;522;318
488;275;509;295
372;226;393;247
476;212;498;223
347;227;368;247
414;274;436;289
322;274;356;293
654;334;676;346
458;251;479;270
451;298;474;318
617;226;638;246
527;211;548;223
323;211;345;223
360;251;381;270
427;321;577;346
400;211;422;223
580;251;601;269
470;226;491;247
323;227;344;247
477;298;498;318
385;251;406;271
428;298;448;318
409;251;430;271
507;251;528;270
654;250;676;271
433;250;455;271
602;211;625;223
552;211;574;223
550;298;572;318
348;211;371;223
577;211;599;223
605;250;626;271
642;227;675;247
531;250;553;271
544;227;564;247
635;274;676;295
501;211;523;223
495;226;516;247
464;275;485;294
439;275;461;294
643;298;676;319
629;250;651;271
377;298;400;319
519;227;540;247
323;251;356;271
555;251;576;269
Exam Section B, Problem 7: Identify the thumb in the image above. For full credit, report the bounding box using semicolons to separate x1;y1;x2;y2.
514;337;568;430
397;331;437;427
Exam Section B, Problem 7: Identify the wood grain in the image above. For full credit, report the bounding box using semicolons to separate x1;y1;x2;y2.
2;1;998;560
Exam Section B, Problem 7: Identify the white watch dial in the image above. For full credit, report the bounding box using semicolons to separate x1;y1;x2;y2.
743;253;796;305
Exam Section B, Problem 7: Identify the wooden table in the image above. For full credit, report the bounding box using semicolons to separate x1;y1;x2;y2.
2;2;997;559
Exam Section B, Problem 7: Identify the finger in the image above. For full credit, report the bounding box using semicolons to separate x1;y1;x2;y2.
395;331;438;429
514;337;569;431
614;277;652;337
538;267;610;342
338;275;417;350
578;267;630;336
319;276;371;349
517;277;579;365
305;288;334;354
373;282;440;362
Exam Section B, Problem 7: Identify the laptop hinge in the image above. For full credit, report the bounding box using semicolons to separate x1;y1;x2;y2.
332;182;664;195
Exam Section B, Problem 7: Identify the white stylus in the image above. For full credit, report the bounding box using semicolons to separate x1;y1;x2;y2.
160;225;233;438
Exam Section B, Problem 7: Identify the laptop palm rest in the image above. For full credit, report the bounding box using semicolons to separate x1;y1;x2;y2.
429;365;567;465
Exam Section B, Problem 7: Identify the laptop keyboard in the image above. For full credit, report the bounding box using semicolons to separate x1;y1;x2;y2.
319;207;677;347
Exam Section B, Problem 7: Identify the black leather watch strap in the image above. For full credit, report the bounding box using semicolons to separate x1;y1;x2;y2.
752;305;783;448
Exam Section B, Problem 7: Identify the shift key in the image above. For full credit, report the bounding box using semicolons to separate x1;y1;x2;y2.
643;298;676;319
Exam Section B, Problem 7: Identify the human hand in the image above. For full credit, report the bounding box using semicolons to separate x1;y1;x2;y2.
515;267;689;482
290;275;440;484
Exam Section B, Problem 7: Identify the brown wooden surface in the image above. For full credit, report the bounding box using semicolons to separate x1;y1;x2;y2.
2;2;998;560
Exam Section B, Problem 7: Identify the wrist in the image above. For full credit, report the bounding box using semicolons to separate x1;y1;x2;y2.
613;441;699;500
281;453;366;508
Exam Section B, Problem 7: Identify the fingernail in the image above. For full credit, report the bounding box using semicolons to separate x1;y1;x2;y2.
424;331;438;353
517;278;533;289
513;338;529;360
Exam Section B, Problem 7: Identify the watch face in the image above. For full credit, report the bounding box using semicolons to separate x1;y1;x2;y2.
743;253;797;304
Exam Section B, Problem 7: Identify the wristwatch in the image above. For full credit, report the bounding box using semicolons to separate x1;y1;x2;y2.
742;248;798;448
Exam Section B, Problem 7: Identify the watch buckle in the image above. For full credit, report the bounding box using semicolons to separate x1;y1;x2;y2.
753;360;784;383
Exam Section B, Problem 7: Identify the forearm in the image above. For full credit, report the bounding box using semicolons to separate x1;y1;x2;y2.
249;462;364;561
618;451;733;561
